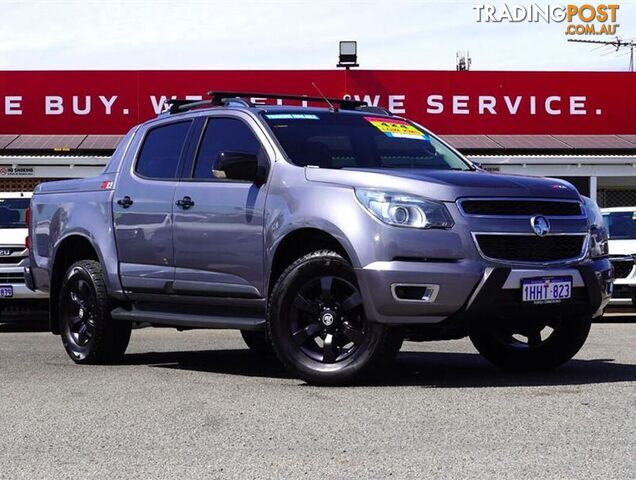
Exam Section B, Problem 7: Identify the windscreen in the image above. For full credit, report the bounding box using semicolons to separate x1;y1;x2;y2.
262;113;471;171
603;211;636;240
0;198;29;228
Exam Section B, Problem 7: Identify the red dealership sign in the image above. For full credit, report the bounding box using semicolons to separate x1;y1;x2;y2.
0;70;634;135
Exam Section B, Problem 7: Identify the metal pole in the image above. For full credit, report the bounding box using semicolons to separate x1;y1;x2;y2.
590;176;598;202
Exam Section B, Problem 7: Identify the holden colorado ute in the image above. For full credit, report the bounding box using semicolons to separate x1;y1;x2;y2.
25;92;613;385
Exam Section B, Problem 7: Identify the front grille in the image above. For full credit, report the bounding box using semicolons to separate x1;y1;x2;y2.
475;234;586;263
0;255;25;265
0;272;25;284
0;247;26;265
461;199;582;216
610;256;634;279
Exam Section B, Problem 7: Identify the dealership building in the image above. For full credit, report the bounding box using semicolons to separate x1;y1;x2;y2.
1;70;635;206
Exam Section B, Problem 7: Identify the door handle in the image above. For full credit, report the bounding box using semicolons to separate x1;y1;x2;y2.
175;196;194;209
117;196;133;208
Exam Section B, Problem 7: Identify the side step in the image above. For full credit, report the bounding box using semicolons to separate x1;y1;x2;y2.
110;307;265;331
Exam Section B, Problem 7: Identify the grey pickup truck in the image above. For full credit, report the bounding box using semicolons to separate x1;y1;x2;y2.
26;92;613;385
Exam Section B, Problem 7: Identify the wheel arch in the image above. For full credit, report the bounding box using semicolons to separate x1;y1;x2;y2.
266;227;356;297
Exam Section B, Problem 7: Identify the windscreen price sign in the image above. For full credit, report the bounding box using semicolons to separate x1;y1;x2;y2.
474;3;620;36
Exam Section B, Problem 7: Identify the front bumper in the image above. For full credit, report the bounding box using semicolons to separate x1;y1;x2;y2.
0;264;48;321
356;258;613;325
0;265;47;300
2;283;48;300
608;260;636;305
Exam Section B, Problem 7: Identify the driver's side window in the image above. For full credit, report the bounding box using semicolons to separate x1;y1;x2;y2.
193;117;262;180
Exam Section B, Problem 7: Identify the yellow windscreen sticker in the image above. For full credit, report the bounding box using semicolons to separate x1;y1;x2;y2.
364;116;426;140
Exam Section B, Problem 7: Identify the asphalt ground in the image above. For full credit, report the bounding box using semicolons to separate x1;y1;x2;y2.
0;311;634;479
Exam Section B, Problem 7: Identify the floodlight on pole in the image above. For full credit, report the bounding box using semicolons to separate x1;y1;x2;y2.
337;41;359;69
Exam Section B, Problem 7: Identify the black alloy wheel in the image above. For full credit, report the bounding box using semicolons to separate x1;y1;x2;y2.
493;318;561;351
268;250;401;385
59;260;131;363
290;274;368;364
469;313;592;371
65;279;98;348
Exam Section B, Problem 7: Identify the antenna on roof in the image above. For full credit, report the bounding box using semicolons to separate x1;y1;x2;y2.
311;82;335;112
568;37;635;71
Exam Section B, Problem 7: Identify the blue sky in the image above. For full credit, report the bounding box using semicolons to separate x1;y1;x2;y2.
1;0;635;71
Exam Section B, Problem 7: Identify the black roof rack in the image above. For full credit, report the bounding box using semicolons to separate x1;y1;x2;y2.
164;91;380;116
356;105;392;116
207;91;368;110
165;99;213;114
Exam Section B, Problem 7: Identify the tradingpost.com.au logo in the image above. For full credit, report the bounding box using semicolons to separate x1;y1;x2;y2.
473;3;620;35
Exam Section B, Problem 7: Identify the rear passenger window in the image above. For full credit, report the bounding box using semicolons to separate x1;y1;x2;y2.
193;118;261;179
136;121;191;179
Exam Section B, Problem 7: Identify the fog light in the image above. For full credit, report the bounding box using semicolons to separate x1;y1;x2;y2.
391;284;439;303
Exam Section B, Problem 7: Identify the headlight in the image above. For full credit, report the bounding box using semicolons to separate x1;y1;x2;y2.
589;225;609;259
355;189;454;229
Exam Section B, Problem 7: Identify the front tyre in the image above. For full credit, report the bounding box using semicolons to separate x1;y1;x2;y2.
268;250;397;385
59;260;131;364
469;313;592;371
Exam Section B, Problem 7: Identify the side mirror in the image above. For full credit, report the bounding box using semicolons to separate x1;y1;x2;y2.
471;160;482;169
214;151;267;185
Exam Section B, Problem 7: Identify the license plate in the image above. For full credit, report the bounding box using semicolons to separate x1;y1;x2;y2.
0;285;13;298
521;276;571;304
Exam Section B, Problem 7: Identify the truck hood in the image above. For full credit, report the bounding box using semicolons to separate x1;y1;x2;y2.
304;168;581;202
608;239;636;256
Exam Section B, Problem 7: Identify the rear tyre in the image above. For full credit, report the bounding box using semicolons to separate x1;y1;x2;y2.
469;313;592;371
376;328;404;367
58;260;131;364
267;250;395;385
240;330;274;356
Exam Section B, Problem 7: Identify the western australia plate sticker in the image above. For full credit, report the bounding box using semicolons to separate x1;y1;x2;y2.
265;114;319;120
364;116;427;140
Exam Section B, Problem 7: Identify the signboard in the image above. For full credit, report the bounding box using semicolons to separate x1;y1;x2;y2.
1;70;634;134
0;164;103;178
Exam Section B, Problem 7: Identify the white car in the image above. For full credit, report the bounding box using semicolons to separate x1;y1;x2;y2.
0;192;47;320
601;206;636;306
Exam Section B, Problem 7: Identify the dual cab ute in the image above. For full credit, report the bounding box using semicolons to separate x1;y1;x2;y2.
26;92;613;385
